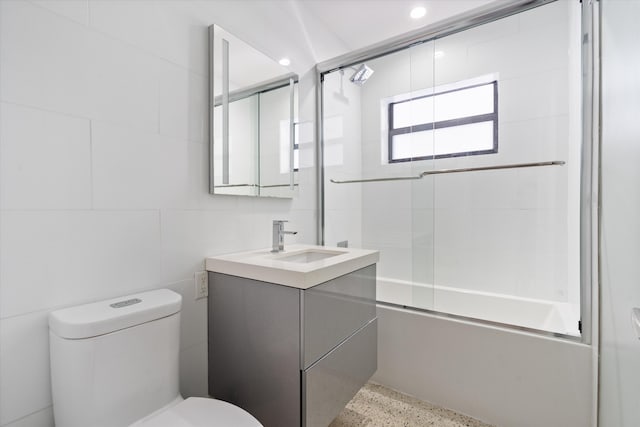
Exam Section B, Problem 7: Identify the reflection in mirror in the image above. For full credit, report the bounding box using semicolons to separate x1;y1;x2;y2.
209;24;299;198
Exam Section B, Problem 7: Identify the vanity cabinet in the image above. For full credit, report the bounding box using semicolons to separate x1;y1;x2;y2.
207;264;377;427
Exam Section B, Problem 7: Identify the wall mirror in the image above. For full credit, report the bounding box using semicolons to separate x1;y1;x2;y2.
209;24;299;198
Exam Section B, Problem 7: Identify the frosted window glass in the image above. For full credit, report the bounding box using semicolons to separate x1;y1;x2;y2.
433;121;494;154
392;131;434;159
392;121;494;160
392;83;494;129
434;84;494;122
393;96;434;128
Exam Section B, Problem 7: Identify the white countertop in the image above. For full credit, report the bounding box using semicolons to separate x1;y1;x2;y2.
205;244;379;289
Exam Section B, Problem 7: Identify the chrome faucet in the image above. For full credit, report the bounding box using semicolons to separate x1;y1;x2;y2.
271;220;297;253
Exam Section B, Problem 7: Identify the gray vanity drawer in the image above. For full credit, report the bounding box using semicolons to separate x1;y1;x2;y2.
302;318;377;427
302;264;376;369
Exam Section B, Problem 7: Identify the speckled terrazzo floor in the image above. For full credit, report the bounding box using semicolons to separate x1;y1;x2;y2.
330;383;494;427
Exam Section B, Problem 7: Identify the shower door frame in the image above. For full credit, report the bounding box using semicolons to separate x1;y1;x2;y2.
315;0;600;345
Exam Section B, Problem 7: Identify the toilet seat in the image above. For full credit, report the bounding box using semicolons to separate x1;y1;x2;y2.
131;397;263;427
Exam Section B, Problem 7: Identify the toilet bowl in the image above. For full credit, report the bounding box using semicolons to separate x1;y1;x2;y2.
48;289;262;427
131;397;260;427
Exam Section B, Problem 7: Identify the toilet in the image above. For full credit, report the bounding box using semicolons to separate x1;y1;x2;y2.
49;289;262;427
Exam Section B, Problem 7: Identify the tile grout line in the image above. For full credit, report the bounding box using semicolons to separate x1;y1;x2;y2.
1;404;53;427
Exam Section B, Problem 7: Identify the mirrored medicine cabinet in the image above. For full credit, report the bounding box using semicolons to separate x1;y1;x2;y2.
209;24;299;198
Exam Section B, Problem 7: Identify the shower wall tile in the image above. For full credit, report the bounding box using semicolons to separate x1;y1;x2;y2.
288;209;319;246
0;311;52;426
409;179;435;211
367;246;413;282
447;18;566;83
362;208;412;248
325;208;363;248
433;207;567;300
499;69;570;124
0;103;92;210
518;0;569;30
362;180;412;213
498;115;569;161
322;66;365;250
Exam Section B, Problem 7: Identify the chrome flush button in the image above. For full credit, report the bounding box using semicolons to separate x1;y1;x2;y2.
110;298;142;309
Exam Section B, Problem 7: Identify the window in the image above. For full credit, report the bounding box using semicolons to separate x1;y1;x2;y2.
388;80;498;163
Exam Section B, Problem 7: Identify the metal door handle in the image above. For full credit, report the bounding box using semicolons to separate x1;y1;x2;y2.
632;308;640;340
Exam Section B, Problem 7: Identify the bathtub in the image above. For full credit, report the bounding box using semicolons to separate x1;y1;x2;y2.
376;277;580;336
371;277;593;427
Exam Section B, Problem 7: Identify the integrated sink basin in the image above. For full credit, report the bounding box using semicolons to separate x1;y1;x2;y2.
205;244;379;289
275;248;343;264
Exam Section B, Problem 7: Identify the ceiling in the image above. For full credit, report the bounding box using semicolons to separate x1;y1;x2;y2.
204;0;496;75
295;0;495;57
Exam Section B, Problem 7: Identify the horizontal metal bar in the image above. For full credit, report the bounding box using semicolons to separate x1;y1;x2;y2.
316;0;555;75
213;183;299;189
330;160;565;184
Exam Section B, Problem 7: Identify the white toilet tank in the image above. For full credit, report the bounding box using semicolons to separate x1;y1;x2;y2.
49;289;182;427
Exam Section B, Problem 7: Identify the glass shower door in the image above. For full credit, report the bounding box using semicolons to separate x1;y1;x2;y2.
322;0;584;338
425;0;582;335
322;41;436;312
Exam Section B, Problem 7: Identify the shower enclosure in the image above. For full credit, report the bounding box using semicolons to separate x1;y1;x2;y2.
319;0;591;339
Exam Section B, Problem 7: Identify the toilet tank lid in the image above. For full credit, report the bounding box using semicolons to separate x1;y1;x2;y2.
49;289;182;339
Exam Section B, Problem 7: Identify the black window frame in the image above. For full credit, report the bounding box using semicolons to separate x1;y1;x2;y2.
388;80;498;163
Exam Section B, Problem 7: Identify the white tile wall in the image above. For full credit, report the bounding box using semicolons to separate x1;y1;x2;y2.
0;103;92;210
158;63;208;144
2;407;54;427
599;1;640;425
88;0;158;55
0;211;163;318
1;1;93;117
32;0;89;26
87;34;161;133
0;1;320;425
0;311;52;426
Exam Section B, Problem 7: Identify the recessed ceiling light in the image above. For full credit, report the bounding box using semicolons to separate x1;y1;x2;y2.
279;58;291;66
410;6;426;19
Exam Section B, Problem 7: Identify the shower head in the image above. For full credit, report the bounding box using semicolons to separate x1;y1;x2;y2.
349;64;374;85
